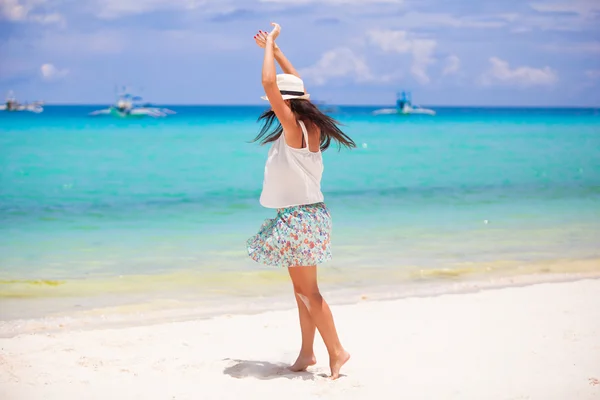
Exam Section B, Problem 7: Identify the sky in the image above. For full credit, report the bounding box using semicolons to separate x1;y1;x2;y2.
1;0;599;106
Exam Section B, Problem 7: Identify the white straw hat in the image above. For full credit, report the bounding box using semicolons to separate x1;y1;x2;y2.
261;74;310;101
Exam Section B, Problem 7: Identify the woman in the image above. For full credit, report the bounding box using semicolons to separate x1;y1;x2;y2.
247;23;355;380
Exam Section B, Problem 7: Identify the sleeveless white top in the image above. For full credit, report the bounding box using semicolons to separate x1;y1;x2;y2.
260;120;325;209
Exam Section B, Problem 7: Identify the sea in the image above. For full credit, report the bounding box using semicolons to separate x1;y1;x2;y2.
1;105;599;333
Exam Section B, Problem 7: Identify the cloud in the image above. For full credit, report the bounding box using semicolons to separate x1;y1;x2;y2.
96;0;207;19
0;0;65;24
300;47;397;86
25;31;129;56
511;26;533;33
367;29;437;84
259;0;402;3
300;48;372;85
30;12;63;24
40;63;69;80
542;42;600;54
314;17;342;25
209;8;254;22
409;40;436;84
367;30;411;53
393;12;507;29
586;70;600;80
530;1;600;18
443;55;460;76
159;30;243;52
479;57;558;87
506;14;583;32
0;0;29;20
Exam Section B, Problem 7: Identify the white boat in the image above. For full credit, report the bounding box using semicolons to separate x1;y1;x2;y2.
398;104;436;115
0;91;44;113
373;91;435;116
90;91;175;118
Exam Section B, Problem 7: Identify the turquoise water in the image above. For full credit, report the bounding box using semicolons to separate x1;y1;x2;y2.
1;106;599;298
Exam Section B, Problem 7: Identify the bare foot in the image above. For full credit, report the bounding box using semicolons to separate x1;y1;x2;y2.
329;350;351;380
288;354;317;372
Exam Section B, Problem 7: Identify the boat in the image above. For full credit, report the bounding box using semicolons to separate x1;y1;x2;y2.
89;90;175;118
0;91;44;113
373;91;435;116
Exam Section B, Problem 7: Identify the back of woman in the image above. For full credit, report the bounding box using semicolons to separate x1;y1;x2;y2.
246;23;355;380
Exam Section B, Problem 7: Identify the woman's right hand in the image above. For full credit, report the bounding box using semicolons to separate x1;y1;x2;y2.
267;22;281;41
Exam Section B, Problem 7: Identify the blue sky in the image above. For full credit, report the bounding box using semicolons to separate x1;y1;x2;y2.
1;0;599;106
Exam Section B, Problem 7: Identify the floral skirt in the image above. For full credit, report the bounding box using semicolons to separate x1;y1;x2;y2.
247;202;332;267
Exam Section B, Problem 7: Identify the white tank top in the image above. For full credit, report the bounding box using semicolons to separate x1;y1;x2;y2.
260;120;325;208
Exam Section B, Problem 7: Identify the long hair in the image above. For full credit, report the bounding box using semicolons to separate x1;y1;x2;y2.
251;99;356;151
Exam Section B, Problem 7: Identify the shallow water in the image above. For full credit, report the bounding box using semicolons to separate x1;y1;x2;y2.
1;106;599;320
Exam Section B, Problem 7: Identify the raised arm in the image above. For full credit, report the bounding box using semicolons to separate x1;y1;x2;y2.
259;23;302;145
255;30;306;94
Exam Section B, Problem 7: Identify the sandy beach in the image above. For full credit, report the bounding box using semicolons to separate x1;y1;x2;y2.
1;278;599;400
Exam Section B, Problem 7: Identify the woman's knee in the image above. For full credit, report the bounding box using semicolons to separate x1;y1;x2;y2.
295;287;323;308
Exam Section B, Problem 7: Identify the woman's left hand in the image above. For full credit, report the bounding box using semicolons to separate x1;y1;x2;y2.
253;30;269;49
253;28;279;49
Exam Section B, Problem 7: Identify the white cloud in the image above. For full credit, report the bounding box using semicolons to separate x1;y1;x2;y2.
161;30;243;52
0;0;29;20
480;57;558;87
511;27;533;33
543;42;600;54
496;5;596;32
0;0;64;24
300;48;373;85
394;12;506;29
260;0;402;3
509;14;583;32
530;0;600;18
40;63;69;81
96;0;207;19
586;70;600;80
410;40;436;84
443;55;460;76
367;29;437;84
367;30;411;53
30;11;63;24
11;30;129;56
300;47;397;86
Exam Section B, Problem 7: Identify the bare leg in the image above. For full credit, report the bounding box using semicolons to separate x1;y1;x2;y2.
288;266;350;379
288;292;317;371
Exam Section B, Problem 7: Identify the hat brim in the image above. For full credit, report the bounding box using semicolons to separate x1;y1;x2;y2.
261;93;311;101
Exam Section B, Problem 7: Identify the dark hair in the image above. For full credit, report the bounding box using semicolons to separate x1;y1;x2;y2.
252;99;356;151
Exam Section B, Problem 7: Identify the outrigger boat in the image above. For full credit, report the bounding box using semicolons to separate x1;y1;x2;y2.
373;91;435;116
0;91;44;113
89;90;175;118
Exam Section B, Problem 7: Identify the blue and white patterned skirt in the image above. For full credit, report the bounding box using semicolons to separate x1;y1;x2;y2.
247;202;332;267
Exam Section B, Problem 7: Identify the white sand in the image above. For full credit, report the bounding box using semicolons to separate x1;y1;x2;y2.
1;279;599;400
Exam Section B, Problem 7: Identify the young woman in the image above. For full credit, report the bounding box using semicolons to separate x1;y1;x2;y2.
247;23;355;380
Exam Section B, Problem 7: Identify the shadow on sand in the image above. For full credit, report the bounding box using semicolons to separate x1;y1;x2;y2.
222;358;319;381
